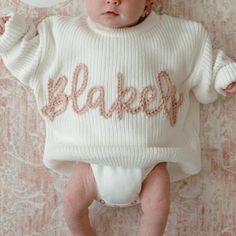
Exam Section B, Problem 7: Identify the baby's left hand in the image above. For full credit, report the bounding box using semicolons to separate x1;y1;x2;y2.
223;82;236;97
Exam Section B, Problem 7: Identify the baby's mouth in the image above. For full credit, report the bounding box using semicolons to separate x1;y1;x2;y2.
103;11;119;16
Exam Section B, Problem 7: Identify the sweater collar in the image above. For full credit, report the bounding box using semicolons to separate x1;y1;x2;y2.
86;11;161;37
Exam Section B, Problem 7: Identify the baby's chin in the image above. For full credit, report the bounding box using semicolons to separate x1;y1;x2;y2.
95;16;140;29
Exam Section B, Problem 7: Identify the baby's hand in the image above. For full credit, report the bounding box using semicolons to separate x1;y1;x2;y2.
223;82;236;97
0;16;10;35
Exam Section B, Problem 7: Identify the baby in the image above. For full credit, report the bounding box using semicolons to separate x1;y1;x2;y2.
1;0;236;235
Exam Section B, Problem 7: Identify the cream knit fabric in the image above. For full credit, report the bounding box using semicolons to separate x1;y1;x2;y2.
1;11;236;182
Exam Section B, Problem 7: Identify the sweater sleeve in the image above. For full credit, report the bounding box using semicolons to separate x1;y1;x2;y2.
0;11;44;89
189;23;236;104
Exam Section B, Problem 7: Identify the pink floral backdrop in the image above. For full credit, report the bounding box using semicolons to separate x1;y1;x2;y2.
1;0;236;235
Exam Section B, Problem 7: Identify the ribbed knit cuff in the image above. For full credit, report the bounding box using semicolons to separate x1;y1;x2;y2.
215;63;236;96
0;12;28;54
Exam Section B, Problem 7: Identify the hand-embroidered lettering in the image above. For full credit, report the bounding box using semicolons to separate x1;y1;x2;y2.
41;64;184;126
41;76;68;121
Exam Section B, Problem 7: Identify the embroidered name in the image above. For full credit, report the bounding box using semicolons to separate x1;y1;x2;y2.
41;64;184;126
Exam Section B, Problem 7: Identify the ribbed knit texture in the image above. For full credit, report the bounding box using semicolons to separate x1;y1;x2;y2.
1;11;236;182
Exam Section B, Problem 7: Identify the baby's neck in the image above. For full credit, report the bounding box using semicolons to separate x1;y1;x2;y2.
136;14;149;25
92;13;150;30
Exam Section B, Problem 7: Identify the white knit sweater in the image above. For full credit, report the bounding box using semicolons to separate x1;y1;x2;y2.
1;11;236;182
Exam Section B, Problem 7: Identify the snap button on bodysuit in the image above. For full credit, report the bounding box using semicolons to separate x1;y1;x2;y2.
99;199;106;205
131;200;138;205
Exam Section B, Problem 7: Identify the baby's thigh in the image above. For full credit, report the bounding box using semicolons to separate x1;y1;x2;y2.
63;162;97;209
140;163;170;213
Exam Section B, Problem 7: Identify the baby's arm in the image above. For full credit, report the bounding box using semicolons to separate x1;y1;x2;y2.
0;12;49;89
189;23;236;102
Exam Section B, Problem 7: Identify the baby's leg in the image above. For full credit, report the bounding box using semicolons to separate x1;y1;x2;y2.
62;162;97;236
137;162;170;236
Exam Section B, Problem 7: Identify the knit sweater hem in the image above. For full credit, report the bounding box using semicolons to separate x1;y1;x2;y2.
43;145;201;182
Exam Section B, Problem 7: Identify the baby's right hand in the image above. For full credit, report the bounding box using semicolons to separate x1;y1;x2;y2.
0;16;10;35
223;82;236;97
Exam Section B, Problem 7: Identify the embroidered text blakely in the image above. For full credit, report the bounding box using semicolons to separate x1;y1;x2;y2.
41;64;184;126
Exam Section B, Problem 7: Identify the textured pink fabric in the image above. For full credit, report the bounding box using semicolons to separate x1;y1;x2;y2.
1;0;236;235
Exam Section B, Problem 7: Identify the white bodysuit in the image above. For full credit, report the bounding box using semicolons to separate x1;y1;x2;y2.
1;10;236;206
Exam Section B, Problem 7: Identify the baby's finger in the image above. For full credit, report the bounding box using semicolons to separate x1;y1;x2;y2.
223;82;236;95
0;16;10;35
2;16;10;22
0;19;5;35
226;92;236;97
226;83;235;90
226;85;236;93
0;17;5;26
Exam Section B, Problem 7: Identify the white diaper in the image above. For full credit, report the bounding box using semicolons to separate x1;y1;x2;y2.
90;164;155;207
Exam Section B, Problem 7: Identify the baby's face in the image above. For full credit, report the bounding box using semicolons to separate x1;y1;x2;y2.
86;0;151;28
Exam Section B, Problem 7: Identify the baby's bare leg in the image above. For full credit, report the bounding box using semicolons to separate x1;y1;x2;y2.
137;162;170;236
62;162;97;236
